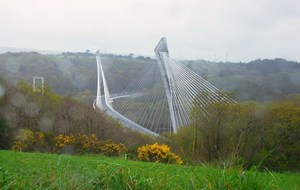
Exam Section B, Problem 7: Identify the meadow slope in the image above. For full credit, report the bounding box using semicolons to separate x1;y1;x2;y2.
1;150;299;189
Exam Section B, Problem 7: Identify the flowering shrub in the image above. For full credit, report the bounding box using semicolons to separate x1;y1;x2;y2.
12;129;45;152
55;134;100;153
12;141;28;151
55;134;75;148
100;140;127;156
12;131;128;157
77;134;100;153
137;143;183;165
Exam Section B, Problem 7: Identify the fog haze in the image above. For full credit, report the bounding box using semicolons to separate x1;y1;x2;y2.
0;0;299;62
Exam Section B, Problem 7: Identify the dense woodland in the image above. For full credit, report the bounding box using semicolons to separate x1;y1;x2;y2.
0;80;153;150
0;52;300;171
0;52;155;103
184;59;300;101
167;97;300;171
1;52;300;102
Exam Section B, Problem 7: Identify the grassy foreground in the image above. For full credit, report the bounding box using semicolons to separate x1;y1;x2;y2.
0;150;299;189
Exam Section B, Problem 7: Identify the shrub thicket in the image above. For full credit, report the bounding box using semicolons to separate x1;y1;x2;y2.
100;140;127;156
137;143;183;165
12;129;46;152
55;134;100;154
12;130;128;157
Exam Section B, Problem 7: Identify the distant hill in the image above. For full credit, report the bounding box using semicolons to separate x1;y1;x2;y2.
0;52;152;103
183;58;300;101
0;51;300;102
0;46;61;55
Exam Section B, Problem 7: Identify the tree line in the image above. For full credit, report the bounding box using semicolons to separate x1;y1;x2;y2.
1;52;300;104
1;79;300;171
183;58;300;101
0;80;153;151
163;95;300;171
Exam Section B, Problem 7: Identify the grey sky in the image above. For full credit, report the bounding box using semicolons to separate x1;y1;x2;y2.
0;0;299;62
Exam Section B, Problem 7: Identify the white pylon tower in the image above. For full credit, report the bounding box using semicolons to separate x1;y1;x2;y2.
95;50;103;110
33;76;44;95
154;37;178;133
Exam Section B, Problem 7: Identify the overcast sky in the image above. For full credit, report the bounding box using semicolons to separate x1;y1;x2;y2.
0;0;299;62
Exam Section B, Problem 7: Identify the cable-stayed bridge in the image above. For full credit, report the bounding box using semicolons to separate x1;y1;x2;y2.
94;38;236;136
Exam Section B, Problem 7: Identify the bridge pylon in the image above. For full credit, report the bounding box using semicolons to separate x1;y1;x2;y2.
94;38;236;135
154;37;178;132
95;50;103;110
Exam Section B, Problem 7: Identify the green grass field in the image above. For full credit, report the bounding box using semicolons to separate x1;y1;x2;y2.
0;150;299;189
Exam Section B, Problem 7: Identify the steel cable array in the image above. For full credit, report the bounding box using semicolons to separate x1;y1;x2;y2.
108;55;236;134
96;38;237;135
111;62;172;134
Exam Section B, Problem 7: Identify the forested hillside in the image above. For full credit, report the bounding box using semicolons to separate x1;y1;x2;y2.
1;52;300;171
183;59;300;101
0;52;154;103
1;52;300;102
0;79;153;150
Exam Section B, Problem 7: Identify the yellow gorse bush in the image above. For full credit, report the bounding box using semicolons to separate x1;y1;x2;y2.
76;134;100;153
12;129;45;151
12;141;28;151
12;131;126;157
137;143;183;165
100;140;127;156
55;134;75;148
55;134;100;153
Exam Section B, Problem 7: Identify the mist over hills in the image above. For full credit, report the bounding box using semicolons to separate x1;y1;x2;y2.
0;46;61;55
184;58;300;101
0;51;299;102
